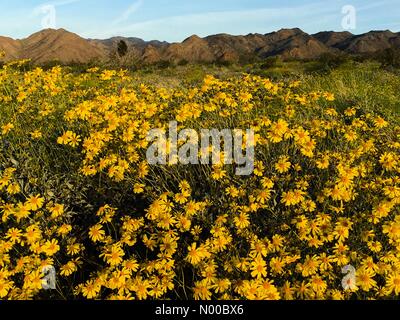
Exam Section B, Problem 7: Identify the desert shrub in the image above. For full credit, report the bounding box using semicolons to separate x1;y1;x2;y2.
260;56;282;69
376;47;400;69
177;59;189;66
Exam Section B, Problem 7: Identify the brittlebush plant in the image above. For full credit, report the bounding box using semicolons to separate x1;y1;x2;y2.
0;60;399;300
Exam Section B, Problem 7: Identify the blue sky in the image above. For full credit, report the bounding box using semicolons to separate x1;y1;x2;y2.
1;0;399;41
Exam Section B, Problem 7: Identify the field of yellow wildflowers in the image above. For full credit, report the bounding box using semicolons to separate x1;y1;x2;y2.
0;59;399;300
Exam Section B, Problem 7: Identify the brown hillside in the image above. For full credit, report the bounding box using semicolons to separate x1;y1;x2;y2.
1;28;399;65
0;36;22;60
18;29;106;63
336;30;400;54
259;29;335;59
163;35;215;63
313;31;353;47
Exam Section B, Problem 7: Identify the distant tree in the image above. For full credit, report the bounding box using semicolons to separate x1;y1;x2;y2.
261;56;281;69
377;47;400;68
177;59;189;66
215;60;233;67
117;40;128;57
318;52;349;69
157;60;172;69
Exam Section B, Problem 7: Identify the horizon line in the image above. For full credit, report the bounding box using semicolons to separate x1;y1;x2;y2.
3;27;400;43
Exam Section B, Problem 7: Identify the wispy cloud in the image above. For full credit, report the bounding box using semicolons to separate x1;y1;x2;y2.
83;1;336;41
112;0;143;26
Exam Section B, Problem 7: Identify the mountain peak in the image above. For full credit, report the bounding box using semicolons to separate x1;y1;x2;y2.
364;30;395;37
183;35;203;43
276;28;305;35
313;31;354;47
12;28;106;63
31;28;70;36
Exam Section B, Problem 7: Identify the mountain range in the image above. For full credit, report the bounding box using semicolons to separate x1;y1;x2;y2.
0;28;399;64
